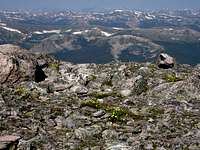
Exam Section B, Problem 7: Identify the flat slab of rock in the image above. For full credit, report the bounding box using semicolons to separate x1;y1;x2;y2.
0;135;21;142
0;135;21;150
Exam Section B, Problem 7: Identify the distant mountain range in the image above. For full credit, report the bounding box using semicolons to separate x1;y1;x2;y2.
0;9;200;64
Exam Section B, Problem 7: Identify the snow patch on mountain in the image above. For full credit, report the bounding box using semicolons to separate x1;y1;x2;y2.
100;31;112;37
33;31;43;34
114;9;124;12
0;26;23;34
72;31;83;35
43;30;61;34
72;30;89;35
65;29;72;33
33;30;61;34
0;23;6;26
112;27;125;30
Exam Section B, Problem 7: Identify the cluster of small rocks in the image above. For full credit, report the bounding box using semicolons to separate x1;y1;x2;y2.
0;45;200;150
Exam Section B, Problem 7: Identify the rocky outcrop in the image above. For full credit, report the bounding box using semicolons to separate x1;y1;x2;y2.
0;59;200;149
0;44;53;85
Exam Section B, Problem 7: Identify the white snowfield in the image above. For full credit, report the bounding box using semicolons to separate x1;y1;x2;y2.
114;9;124;12
100;31;113;37
33;28;113;37
72;30;89;35
0;23;6;26
112;27;125;30
43;30;61;34
65;29;72;33
0;26;23;34
73;29;112;37
33;30;61;34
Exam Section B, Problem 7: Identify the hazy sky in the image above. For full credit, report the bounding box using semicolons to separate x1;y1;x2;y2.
0;0;200;11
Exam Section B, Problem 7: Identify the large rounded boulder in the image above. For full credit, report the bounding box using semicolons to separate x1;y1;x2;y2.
0;44;51;85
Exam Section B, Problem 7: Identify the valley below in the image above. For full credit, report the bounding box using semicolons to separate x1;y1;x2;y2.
0;9;200;64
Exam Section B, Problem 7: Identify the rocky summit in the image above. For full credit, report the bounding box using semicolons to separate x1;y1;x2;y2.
0;45;200;150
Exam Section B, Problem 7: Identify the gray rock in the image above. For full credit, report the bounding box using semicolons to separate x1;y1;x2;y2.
93;110;106;117
120;89;132;97
71;85;88;94
64;117;76;129
102;130;119;141
133;75;148;95
158;53;175;69
74;128;88;140
74;125;102;140
106;143;132;150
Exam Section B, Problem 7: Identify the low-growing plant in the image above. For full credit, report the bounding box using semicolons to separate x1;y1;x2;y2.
163;74;182;82
15;87;28;95
81;99;143;123
109;107;128;122
48;62;60;70
81;99;101;109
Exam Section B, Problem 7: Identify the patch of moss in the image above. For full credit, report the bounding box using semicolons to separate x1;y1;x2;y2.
163;74;182;82
81;99;143;123
15;87;28;95
148;64;157;70
91;75;97;81
81;99;101;109
15;87;33;101
48;62;60;70
15;87;40;102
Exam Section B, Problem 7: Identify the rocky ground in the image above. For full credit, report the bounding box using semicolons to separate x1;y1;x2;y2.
0;45;200;150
